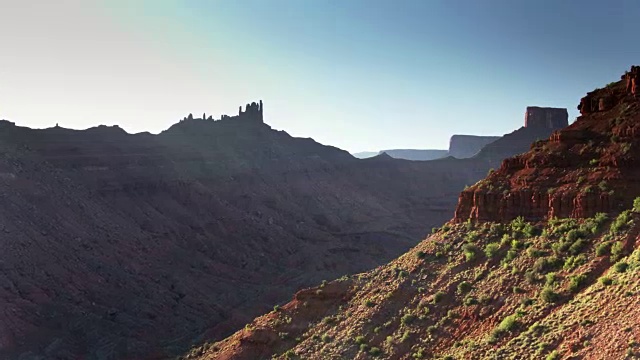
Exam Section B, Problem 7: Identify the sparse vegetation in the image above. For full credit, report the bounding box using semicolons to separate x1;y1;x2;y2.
600;276;613;286
614;261;629;273
433;291;445;303
540;287;560;303
484;242;500;258
457;281;472;294
401;313;416;325
462;243;480;261
568;274;587;293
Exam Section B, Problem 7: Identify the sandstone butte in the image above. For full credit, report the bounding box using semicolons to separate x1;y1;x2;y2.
197;66;640;360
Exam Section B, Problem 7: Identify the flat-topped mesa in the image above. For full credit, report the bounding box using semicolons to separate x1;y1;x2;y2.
524;106;568;129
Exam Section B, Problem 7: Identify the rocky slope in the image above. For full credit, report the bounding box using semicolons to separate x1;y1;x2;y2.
201;67;640;360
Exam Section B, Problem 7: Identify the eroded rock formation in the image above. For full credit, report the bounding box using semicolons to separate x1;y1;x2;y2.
455;66;640;223
524;106;568;129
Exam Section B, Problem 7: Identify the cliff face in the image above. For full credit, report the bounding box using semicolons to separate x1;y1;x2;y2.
448;135;500;158
524;106;568;129
454;68;640;223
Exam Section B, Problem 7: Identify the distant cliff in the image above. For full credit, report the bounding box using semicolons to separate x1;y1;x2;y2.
448;135;500;158
379;149;448;160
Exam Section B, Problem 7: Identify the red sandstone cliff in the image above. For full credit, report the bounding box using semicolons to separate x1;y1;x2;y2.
454;67;640;222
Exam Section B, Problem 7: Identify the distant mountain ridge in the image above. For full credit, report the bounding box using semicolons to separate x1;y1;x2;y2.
0;102;568;359
353;135;500;161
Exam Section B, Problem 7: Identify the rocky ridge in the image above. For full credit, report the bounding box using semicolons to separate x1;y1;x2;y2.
455;73;638;223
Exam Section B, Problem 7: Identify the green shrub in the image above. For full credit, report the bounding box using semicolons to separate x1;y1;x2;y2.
364;299;375;307
359;343;368;352
488;313;520;344
545;272;557;286
569;238;588;255
465;231;479;242
589;158;599;166
273;305;281;312
401;314;416;325
400;331;411;342
634;197;640;212
563;254;587;271
600;277;613;286
489;223;506;237
498;314;519;333
463;244;480;261
596;241;611;256
457;281;472;294
520;297;534;306
355;336;366;345
546;350;560;360
321;334;332;342
525;270;538;284
527;247;544;258
540;287;560;303
568;274;587;293
533;256;562;273
412;348;425;359
416;251;426;259
464;296;478;306
369;347;382;356
484;243;500;258
566;229;585;242
611;241;626;261
503;249;518;263
433;291;445;303
511;239;524;250
610;210;632;235
500;234;511;246
614;261;629;273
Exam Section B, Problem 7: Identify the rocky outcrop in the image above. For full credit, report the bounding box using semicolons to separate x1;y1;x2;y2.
448;135;500;158
524;106;568;129
184;99;264;122
455;66;640;223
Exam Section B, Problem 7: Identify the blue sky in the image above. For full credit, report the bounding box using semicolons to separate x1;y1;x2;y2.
1;1;639;152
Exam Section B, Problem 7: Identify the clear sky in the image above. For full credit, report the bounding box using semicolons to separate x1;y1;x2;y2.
1;0;639;153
